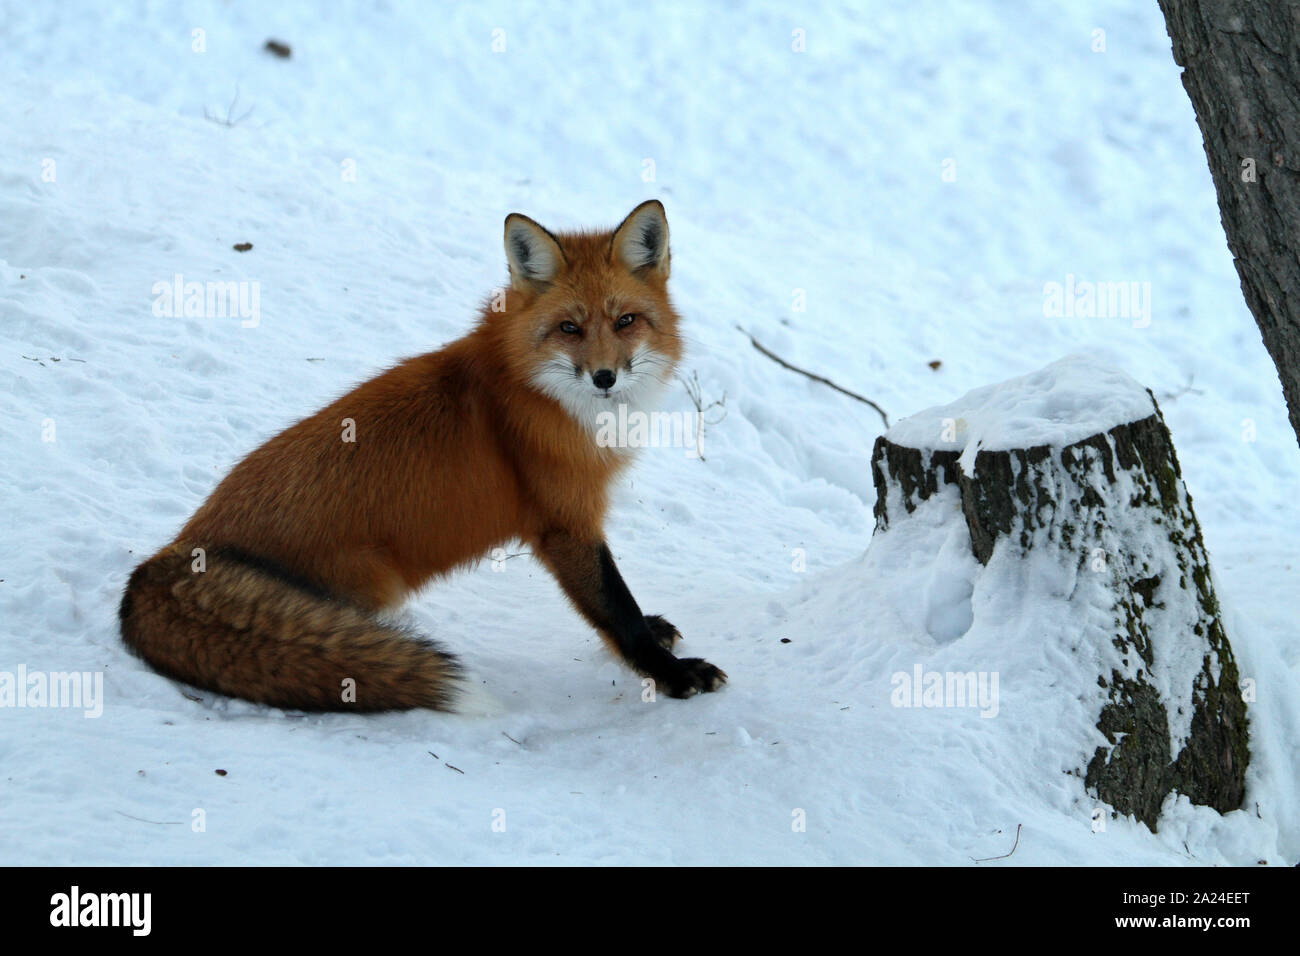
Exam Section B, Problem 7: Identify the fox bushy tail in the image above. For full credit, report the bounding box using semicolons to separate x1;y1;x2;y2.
119;545;461;711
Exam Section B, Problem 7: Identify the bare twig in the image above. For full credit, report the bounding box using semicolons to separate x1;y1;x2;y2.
204;85;255;127
678;369;727;462
1157;375;1204;403
484;550;530;570
971;823;1022;863
736;324;890;429
114;810;184;826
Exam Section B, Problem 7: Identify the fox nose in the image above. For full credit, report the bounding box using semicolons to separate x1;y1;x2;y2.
592;369;616;390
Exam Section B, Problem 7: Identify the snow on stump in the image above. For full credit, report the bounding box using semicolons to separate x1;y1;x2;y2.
871;355;1248;831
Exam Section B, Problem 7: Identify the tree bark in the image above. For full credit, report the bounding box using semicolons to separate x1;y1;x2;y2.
1159;0;1300;448
872;392;1249;831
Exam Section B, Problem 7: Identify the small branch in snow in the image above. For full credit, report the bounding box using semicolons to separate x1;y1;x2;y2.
204;85;255;127
678;369;726;462
1157;376;1204;403
735;324;890;429
114;810;184;826
429;754;463;773
971;823;1022;863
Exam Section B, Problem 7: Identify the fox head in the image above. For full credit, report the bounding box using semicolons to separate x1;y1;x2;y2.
494;200;683;430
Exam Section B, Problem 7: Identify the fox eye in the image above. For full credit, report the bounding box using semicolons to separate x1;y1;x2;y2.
614;313;637;329
559;321;581;335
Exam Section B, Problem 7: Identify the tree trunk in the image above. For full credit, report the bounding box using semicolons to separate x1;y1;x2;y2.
1159;0;1300;448
871;361;1249;831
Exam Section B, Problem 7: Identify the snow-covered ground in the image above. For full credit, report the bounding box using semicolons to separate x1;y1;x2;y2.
2;1;1296;865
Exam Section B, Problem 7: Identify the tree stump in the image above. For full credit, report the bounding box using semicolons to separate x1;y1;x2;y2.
871;356;1248;831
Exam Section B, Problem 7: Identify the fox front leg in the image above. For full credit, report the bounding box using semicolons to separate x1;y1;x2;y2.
643;614;682;652
535;532;726;698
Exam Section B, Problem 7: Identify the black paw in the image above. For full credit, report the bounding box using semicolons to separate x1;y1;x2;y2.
660;658;728;699
644;614;682;651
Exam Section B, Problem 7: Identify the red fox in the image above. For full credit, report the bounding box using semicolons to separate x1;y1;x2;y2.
119;200;726;711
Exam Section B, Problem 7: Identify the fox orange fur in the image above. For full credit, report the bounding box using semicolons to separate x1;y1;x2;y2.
119;201;726;711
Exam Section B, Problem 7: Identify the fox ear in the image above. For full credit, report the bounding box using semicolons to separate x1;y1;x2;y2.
504;213;565;291
611;200;669;277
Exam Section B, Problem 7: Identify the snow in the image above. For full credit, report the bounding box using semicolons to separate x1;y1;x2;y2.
2;1;1298;865
885;354;1156;470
